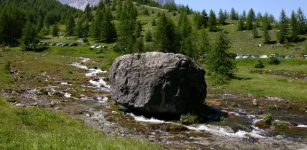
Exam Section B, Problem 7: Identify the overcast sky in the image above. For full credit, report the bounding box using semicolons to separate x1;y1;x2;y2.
175;0;307;18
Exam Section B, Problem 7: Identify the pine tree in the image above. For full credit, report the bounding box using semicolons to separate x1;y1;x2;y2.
207;32;235;78
263;25;271;44
230;8;238;20
181;35;195;58
197;29;210;61
278;9;288;44
52;24;59;37
134;37;144;52
154;13;178;53
178;12;192;38
101;7;117;42
208;10;217;32
84;4;93;21
66;15;75;36
145;31;152;42
246;9;255;30
262;13;272;30
218;9;226;25
90;8;103;40
193;13;204;29
237;16;245;31
201;9;209;28
297;8;307;34
290;11;299;42
118;0;138;53
134;21;142;38
242;10;246;20
21;21;39;50
252;25;259;38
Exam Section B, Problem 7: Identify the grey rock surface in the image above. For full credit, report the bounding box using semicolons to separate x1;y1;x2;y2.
109;52;206;114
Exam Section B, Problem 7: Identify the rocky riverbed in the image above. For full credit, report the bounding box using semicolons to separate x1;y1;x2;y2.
2;56;307;149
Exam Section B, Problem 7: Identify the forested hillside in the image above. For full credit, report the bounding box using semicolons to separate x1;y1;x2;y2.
0;0;80;46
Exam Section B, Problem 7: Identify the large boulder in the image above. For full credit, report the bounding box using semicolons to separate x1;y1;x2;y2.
109;52;207;115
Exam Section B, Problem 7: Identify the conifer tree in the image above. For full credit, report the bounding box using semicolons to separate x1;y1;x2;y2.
145;30;152;42
118;0;138;53
52;24;59;37
207;32;235;78
246;9;255;30
252;25;259;38
208;10;217;32
66;15;75;36
193;13;204;29
201;9;209;28
290;11;299;42
218;9;226;25
297;8;307;34
101;7;117;42
197;29;210;61
263;25;271;44
154;13;178;53
21;21;39;50
230;8;238;20
278;9;288;44
237;16;245;31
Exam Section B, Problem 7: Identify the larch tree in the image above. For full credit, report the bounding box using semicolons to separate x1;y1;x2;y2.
154;13;178;53
208;10;218;32
277;9;288;44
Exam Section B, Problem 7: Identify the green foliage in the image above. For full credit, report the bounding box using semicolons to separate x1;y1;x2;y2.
277;9;289;44
196;29;211;61
180;113;198;125
51;24;59;37
91;5;117;42
263;26;271;44
237;17;245;31
207;32;235;78
118;0;138;53
218;9;227;25
297;8;307;34
262;113;274;124
289;11;299;42
145;31;153;42
154;13;178;53
208;10;218;32
75;18;89;38
254;60;264;68
66;15;75;36
252;26;259;38
268;104;281;110
272;121;289;130
268;57;280;65
21;21;39;50
246;8;255;30
193;12;204;29
230;8;239;20
0;0;78;45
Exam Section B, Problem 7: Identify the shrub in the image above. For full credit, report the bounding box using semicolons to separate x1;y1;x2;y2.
262;113;274;124
268;104;281;110
268;57;280;65
272;120;289;130
254;60;265;68
180;113;198;125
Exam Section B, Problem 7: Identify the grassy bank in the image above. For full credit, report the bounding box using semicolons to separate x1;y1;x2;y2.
217;59;307;100
0;98;159;150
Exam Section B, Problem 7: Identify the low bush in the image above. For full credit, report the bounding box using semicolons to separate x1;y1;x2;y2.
254;60;265;68
268;57;280;65
262;113;274;124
